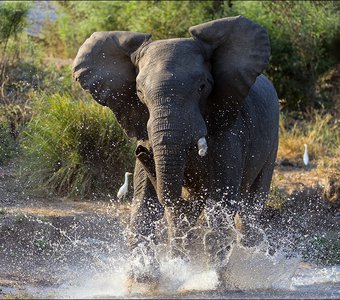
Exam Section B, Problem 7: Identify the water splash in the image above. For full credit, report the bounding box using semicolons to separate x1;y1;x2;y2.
223;242;300;290
1;204;339;299
54;224;303;298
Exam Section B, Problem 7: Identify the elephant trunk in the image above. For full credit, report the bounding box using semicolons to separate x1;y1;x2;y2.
153;144;185;208
149;98;207;206
150;112;187;207
151;119;190;254
149;98;207;256
149;97;196;205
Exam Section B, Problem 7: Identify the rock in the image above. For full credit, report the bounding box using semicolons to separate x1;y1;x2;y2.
323;175;340;209
277;159;297;167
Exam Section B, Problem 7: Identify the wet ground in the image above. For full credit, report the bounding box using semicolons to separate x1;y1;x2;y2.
0;163;339;299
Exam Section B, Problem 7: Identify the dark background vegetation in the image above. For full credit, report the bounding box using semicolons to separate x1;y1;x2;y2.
0;1;339;198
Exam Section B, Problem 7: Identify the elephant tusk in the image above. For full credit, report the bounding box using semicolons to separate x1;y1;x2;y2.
197;137;208;157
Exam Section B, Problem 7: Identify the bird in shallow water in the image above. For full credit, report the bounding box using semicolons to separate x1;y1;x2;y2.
303;143;309;166
117;172;132;200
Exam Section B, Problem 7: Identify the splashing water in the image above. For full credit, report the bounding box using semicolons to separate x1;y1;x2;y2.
1;203;339;299
48;244;338;299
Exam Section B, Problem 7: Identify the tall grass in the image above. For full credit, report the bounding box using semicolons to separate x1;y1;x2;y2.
20;93;135;198
278;110;339;172
0;122;17;165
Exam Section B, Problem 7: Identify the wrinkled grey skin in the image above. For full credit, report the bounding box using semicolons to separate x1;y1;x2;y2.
73;16;279;286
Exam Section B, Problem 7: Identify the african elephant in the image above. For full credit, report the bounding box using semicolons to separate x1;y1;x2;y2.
73;16;279;286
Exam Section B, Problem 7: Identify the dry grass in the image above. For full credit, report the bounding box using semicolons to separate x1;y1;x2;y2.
278;110;339;174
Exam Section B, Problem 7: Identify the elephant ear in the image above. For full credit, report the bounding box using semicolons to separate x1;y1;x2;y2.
189;16;270;122
73;31;151;140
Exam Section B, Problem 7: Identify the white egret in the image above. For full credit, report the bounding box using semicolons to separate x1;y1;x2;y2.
303;144;309;166
117;172;132;200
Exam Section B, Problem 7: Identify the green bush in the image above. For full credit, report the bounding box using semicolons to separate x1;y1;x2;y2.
42;2;125;58
230;1;340;110
20;93;135;198
44;1;339;111
0;2;45;104
43;1;232;58
0;122;17;165
0;2;31;82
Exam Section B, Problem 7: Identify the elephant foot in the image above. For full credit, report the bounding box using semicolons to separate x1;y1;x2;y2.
127;271;161;296
128;267;160;283
127;240;162;294
204;229;235;289
237;215;265;248
127;255;161;296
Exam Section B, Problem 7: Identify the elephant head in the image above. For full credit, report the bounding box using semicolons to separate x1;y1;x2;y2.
73;16;270;208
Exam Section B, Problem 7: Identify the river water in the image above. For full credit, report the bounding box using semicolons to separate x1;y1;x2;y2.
2;226;338;299
4;253;339;299
53;247;340;299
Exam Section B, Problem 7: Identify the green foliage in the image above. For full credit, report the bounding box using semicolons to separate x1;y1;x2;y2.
0;1;30;41
45;1;340;111
20;93;135;198
0;2;31;81
0;2;44;104
43;2;124;57
39;63;82;96
114;1;228;39
230;1;340;110
0;122;17;165
45;1;232;57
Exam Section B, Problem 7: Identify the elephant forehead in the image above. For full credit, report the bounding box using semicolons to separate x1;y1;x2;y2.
139;39;204;67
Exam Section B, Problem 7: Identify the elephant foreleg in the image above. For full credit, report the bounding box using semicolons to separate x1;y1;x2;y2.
128;158;164;284
163;197;205;260
204;131;246;286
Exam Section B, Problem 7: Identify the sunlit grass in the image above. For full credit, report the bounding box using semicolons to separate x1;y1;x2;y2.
20;93;135;198
278;110;339;171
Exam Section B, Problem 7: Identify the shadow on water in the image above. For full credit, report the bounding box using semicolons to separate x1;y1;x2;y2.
0;193;339;299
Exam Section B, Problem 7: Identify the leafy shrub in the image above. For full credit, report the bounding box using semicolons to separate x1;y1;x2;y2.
231;1;340;110
0;103;32;138
0;2;30;39
44;1;340;111
43;1;232;58
0;103;31;164
0;2;31;82
20;93;135;198
1;5;45;104
39;63;84;97
0;122;17;165
42;2;124;58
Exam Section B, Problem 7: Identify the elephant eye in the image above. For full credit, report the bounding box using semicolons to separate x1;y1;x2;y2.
199;84;206;92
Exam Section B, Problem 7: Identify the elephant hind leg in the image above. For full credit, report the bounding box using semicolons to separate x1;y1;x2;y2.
240;160;276;247
250;156;276;199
